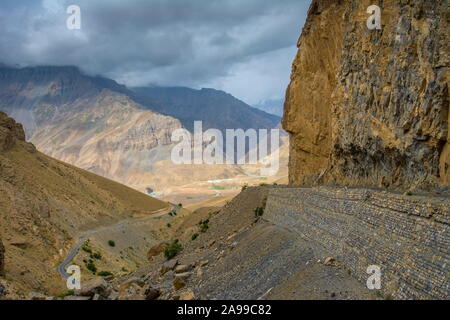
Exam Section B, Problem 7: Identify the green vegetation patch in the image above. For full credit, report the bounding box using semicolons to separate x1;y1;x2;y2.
56;290;75;299
254;207;264;218
164;240;183;260
98;271;113;277
92;252;102;260
212;184;227;190
198;219;210;233
81;242;92;254
86;261;97;274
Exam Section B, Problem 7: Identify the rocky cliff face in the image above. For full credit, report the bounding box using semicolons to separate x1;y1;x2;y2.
283;0;449;190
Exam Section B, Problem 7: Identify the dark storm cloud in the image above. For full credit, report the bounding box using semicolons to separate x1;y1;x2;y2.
0;0;311;103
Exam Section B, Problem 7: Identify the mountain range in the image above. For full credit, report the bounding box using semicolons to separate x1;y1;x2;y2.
132;86;280;132
0;65;281;194
0;65;279;135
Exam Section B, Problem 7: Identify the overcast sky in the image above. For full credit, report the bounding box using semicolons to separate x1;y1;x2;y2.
0;0;311;104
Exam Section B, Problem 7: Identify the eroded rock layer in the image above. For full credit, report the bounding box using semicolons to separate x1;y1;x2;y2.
265;187;450;300
283;0;449;190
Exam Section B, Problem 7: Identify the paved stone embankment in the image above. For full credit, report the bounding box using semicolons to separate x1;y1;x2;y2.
264;187;449;299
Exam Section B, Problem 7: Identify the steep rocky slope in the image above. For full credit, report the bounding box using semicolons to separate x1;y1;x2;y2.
30;90;182;189
283;0;449;190
0;112;169;295
0;66;129;137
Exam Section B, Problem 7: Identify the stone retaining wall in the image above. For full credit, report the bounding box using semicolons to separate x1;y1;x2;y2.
264;187;449;299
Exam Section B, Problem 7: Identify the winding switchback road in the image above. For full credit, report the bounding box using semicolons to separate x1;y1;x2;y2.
57;205;178;279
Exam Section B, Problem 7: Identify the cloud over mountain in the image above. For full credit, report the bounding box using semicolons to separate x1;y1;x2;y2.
0;0;310;103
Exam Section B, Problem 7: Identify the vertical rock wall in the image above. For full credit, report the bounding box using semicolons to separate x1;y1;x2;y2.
283;0;449;190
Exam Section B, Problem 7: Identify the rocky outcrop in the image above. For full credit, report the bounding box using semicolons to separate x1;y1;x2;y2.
147;242;169;261
283;0;449;190
0;111;27;152
75;278;110;298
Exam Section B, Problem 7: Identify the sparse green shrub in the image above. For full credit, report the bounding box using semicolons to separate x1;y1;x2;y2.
254;207;264;218
198;219;209;233
191;233;199;241
92;252;102;260
167;223;172;228
164;240;183;260
108;240;116;247
86;262;97;274
241;184;248;191
98;271;113;277
178;203;183;208
57;290;75;299
81;242;92;254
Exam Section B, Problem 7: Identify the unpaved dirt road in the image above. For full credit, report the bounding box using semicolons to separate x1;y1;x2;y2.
57;205;178;278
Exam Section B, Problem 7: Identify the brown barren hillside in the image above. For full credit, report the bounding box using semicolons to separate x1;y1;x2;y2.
0;112;169;295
